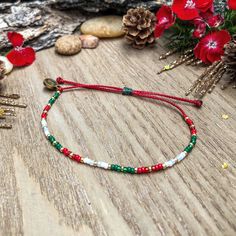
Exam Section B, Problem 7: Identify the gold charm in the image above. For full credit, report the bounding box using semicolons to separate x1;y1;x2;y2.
43;78;58;90
0;98;27;108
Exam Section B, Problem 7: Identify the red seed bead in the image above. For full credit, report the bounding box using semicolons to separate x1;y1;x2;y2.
191;128;197;134
137;167;142;174
186;119;193;126
141;167;145;173
155;164;158;171
151;165;157;171
72;154;81;162
41;113;47;119
44;105;51;112
139;167;149;173
157;163;163;170
62;148;71;156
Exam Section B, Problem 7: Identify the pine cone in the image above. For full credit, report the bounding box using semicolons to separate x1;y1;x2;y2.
123;7;156;49
222;36;236;79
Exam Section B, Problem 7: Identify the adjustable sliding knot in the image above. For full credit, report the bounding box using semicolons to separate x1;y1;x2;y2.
122;87;133;96
56;77;64;84
193;100;203;108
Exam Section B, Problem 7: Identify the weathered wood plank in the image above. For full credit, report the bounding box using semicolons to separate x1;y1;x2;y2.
0;38;235;236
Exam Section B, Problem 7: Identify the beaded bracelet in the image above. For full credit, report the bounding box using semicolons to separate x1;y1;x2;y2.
41;77;202;174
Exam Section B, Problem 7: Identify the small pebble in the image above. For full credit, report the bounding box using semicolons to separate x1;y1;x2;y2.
79;35;99;49
80;16;125;38
222;114;229;120
55;35;82;55
222;162;228;169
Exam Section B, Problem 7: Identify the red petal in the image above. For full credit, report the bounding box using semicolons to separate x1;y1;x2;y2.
172;0;199;20
228;0;236;10
194;42;201;58
194;41;208;63
193;21;206;38
7;32;24;47
196;0;213;12
207;14;224;27
217;30;231;46
156;5;175;25
6;47;35;67
206;50;222;63
23;47;36;65
6;49;25;67
200;44;209;63
154;24;165;38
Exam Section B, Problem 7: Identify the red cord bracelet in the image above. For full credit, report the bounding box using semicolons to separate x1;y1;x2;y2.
41;77;202;174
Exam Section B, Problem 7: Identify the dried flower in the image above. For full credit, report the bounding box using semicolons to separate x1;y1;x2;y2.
194;30;231;64
154;5;175;38
172;0;214;20
6;32;36;67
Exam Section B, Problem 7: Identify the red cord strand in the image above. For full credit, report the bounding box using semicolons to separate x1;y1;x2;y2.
56;77;202;118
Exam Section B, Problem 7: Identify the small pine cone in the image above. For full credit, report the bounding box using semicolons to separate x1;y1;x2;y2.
222;36;236;79
123;7;156;49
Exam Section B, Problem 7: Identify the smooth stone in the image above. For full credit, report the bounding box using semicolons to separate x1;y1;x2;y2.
0;56;13;75
80;16;125;38
79;35;99;49
55;35;82;55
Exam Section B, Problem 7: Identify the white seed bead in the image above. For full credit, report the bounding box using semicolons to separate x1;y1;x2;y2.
83;157;95;166
41;119;47;127
165;159;176;167
176;152;186;162
43;126;50;137
97;161;109;169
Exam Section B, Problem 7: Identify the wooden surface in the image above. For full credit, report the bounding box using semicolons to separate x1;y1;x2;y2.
0;39;236;236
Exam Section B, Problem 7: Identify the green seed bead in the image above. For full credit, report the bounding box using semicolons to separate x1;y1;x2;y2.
184;147;190;153
191;136;197;145
191;139;196;145
49;97;55;105
116;165;121;172
111;164;116;170
123;167;128;173
54;92;60;99
127;167;135;174
130;167;135;174
184;145;193;153
55;142;62;151
48;135;55;143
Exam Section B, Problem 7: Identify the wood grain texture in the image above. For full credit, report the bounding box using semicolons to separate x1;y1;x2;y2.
0;39;236;236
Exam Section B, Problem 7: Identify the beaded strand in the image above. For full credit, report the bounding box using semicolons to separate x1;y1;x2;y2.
41;78;201;174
